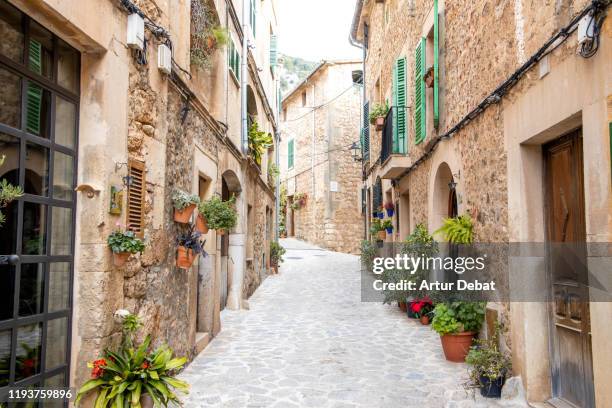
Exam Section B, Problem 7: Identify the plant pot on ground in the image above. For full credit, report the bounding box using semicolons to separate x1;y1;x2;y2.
107;229;145;267
411;297;434;325
431;301;485;362
176;230;205;269
270;241;286;274
198;196;237;234
398;302;407;312
172;190;200;223
466;324;511;398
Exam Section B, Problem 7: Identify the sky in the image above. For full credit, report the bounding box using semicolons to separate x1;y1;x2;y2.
277;0;362;62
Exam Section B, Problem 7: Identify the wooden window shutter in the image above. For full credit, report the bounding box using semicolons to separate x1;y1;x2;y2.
393;57;407;154
270;34;278;68
433;0;440;128
26;40;43;135
288;139;294;168
414;38;426;144
127;160;146;237
363;101;370;160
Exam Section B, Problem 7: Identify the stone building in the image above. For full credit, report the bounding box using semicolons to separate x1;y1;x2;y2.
0;0;279;393
351;0;611;407
279;61;364;254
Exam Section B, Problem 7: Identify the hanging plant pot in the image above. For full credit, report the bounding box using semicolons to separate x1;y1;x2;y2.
385;227;393;234
375;116;385;131
424;66;435;88
386;208;394;217
112;252;131;267
377;212;384;220
439;332;476;362
479;374;506;398
419;315;430;325
174;204;196;224
376;230;386;241
176;246;196;269
195;214;209;234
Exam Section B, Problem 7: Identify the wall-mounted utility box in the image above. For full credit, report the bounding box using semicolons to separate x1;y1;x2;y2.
127;13;145;50
577;14;594;45
157;44;172;75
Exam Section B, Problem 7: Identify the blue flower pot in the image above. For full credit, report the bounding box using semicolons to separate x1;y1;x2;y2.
479;375;506;398
386;208;394;217
377;212;384;220
385;227;393;234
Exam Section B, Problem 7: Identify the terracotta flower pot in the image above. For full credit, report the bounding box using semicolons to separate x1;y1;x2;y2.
398;301;407;312
195;214;209;234
420;315;430;325
113;252;131;267
377;230;386;241
375;116;385;131
440;332;476;362
174;204;196;224
176;246;196;269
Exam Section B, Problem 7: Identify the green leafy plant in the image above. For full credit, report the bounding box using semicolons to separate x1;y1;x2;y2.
248;122;273;166
369;102;389;124
360;240;377;271
177;230;205;255
172;190;200;211
107;230;145;254
270;242;286;266
75;313;189;407
290;193;307;210
382;220;393;230
466;324;512;386
434;214;474;244
198;196;237;231
432;301;486;335
268;162;280;186
0;178;24;226
369;218;383;235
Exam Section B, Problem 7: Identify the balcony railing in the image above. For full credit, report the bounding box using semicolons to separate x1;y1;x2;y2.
380;107;395;164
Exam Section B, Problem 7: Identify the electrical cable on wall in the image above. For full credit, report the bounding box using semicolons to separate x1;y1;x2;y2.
283;84;359;123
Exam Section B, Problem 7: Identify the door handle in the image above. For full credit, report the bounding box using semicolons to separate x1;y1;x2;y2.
0;255;20;265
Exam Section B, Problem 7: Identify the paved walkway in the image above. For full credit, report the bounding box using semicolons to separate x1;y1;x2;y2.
180;239;503;407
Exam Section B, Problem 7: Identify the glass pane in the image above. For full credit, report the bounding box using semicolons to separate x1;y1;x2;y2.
0;134;20;254
0;265;15;320
48;263;69;312
52;152;73;200
45;318;67;369
0;1;24;63
29;22;53;80
25;82;51;138
57;40;78;93
44;373;66;408
0;329;11;387
54;97;76;149
25;142;49;196
19;263;44;316
50;207;71;255
0;66;21;129
22;202;47;255
15;323;42;381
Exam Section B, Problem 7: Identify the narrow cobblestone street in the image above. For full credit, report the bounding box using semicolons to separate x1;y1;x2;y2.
181;239;470;407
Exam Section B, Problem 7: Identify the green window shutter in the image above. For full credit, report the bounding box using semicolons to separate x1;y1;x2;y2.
27;40;43;135
393;57;407;154
363;101;370;160
414;37;426;144
433;0;440;128
288;139;294;168
270;34;278;67
235;47;240;80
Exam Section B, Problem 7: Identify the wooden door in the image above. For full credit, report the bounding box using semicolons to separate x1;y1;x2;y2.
544;130;594;408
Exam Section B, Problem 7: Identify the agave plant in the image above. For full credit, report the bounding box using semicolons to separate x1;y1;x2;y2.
434;214;474;244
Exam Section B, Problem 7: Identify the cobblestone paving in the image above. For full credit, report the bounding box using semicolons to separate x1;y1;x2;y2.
181;239;512;408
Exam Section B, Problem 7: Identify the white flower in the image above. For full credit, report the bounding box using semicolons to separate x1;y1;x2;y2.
114;309;131;322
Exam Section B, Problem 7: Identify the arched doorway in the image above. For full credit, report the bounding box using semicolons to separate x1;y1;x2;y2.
220;170;242;310
431;162;457;230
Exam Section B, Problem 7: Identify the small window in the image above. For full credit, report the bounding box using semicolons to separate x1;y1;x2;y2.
228;38;240;81
288;139;294;169
301;91;306;107
127;160;146;237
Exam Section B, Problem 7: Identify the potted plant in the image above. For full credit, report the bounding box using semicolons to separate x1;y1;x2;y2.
176;230;205;269
290;193;307;211
76;313;189;407
369;102;389;131
383;201;395;217
434;214;474;244
382;219;393;234
466;325;512;398
411;298;434;325
172;190;200;224
195;209;208;234
424;66;435;88
370;218;386;241
398;301;408;312
107;228;145;267
431;301;486;362
0;176;24;227
199;195;237;235
270;241;286;274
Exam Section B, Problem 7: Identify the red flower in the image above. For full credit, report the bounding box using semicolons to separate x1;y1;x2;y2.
91;358;107;379
141;361;149;369
411;302;423;313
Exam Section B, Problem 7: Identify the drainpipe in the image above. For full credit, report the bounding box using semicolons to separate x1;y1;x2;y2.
311;84;316;239
275;81;281;242
241;0;249;154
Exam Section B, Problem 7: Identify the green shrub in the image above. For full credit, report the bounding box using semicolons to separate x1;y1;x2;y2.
198;196;237;231
270;241;286;266
172;190;200;211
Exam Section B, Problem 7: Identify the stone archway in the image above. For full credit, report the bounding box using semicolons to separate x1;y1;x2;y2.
431;162;456;231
